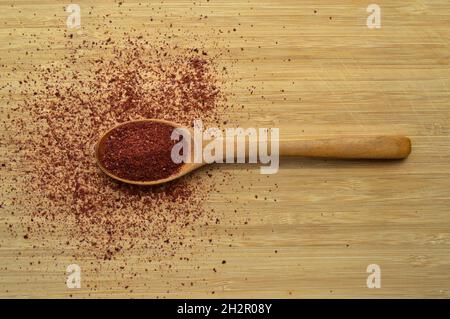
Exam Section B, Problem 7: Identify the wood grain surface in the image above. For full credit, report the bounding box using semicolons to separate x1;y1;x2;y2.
1;0;449;298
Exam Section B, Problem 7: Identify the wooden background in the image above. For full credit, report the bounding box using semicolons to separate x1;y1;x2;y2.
1;0;449;298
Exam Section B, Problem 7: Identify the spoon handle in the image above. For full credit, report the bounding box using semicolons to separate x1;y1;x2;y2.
279;135;411;159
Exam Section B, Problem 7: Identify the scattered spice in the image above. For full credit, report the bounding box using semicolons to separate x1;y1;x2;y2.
98;121;183;182
3;34;229;260
0;4;287;296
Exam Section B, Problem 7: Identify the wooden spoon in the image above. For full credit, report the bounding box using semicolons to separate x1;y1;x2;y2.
95;119;411;186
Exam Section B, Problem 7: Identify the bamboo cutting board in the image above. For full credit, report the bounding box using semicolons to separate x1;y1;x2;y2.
1;0;450;298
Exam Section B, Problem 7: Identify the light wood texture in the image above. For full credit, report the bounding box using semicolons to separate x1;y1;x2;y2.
1;0;450;298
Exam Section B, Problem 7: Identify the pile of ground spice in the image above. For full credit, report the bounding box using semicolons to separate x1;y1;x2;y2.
2;32;230;260
98;121;184;182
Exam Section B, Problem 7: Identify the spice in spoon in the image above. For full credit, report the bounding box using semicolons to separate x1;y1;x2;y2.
98;121;183;182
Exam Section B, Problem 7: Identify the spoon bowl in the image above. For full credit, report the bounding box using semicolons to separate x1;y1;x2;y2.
95;119;204;186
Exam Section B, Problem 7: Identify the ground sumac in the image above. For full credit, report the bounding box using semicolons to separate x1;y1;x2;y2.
98;121;183;182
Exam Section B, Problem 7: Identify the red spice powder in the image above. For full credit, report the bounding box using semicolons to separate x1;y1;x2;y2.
98;121;183;182
2;33;231;260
